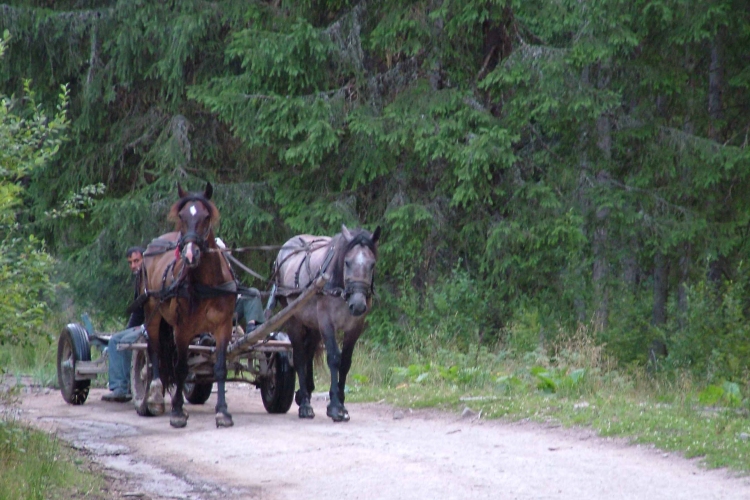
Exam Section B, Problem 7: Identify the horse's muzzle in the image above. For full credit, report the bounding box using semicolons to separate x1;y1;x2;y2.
348;293;368;317
183;242;201;268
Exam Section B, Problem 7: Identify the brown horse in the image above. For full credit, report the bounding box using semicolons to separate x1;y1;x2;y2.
274;224;380;422
139;182;237;428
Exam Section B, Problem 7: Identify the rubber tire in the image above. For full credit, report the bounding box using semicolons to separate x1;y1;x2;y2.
183;334;214;404
57;324;91;405
130;332;156;416
183;374;213;405
260;352;296;414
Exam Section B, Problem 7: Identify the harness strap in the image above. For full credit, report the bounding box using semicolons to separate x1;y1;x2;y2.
294;242;336;289
193;280;238;299
225;252;266;282
320;244;336;276
271;239;328;284
294;253;306;288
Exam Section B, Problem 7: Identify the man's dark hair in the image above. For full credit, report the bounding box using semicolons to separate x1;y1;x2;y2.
126;246;145;258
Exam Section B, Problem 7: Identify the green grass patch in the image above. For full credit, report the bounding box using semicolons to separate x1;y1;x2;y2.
0;409;103;500
0;339;59;388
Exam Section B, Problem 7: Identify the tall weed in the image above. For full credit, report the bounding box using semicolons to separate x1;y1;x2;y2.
367;265;503;351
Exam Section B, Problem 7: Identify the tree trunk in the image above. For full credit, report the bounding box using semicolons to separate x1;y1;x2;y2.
592;110;611;331
677;243;690;329
708;30;723;136
707;27;725;286
677;114;694;328
652;251;669;326
621;236;640;291
648;251;670;366
592;175;609;331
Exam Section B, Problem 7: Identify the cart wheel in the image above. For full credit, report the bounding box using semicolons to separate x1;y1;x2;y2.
183;333;214;405
131;332;156;416
261;351;296;414
57;324;91;405
183;373;213;405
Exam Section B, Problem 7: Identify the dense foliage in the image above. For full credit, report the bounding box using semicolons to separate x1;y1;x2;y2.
1;1;749;382
0;29;68;346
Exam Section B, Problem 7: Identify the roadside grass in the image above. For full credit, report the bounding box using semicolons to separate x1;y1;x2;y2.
0;388;103;500
0;324;108;390
341;325;750;473
0;321;107;500
0;340;59;388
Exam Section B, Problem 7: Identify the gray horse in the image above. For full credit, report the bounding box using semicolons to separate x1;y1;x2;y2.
274;225;380;421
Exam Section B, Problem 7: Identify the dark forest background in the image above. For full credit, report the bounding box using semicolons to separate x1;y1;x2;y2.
2;0;750;382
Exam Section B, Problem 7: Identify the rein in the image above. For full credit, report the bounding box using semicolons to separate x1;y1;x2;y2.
206;244;299;253
206;242;326;285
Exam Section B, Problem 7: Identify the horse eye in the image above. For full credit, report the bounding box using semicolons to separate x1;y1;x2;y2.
345;260;351;268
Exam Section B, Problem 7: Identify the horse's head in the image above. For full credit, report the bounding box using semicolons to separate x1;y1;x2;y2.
170;182;219;269
340;224;381;317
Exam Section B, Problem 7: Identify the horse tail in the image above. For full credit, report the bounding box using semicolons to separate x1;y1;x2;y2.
157;318;177;389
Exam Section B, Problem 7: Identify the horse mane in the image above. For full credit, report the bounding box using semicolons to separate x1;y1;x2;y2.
167;193;220;232
326;228;378;291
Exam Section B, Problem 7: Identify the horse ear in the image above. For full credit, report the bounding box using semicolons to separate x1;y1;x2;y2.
341;224;353;242
204;182;213;200
178;183;187;198
371;225;381;244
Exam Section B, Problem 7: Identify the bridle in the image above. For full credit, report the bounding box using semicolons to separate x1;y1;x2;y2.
176;201;213;255
341;242;376;301
177;226;211;254
343;277;374;301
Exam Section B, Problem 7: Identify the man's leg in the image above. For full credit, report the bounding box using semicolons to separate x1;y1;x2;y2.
103;323;142;402
104;330;130;401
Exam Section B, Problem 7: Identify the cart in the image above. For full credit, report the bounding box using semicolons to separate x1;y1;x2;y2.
56;274;327;415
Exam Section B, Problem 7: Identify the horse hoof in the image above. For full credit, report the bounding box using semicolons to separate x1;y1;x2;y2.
326;404;348;422
148;402;166;416
298;405;315;419
147;381;165;416
170;417;187;428
170;411;189;428
216;412;234;428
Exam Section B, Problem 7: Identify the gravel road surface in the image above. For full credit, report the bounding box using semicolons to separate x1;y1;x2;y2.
17;384;750;500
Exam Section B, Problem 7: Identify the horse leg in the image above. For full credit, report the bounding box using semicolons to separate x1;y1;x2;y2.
304;329;316;396
169;340;190;428
305;355;315;396
145;319;165;416
320;321;346;422
214;332;234;428
336;333;360;422
293;331;314;419
145;345;166;416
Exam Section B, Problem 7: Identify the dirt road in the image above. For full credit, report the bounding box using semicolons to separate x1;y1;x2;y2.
17;384;750;500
